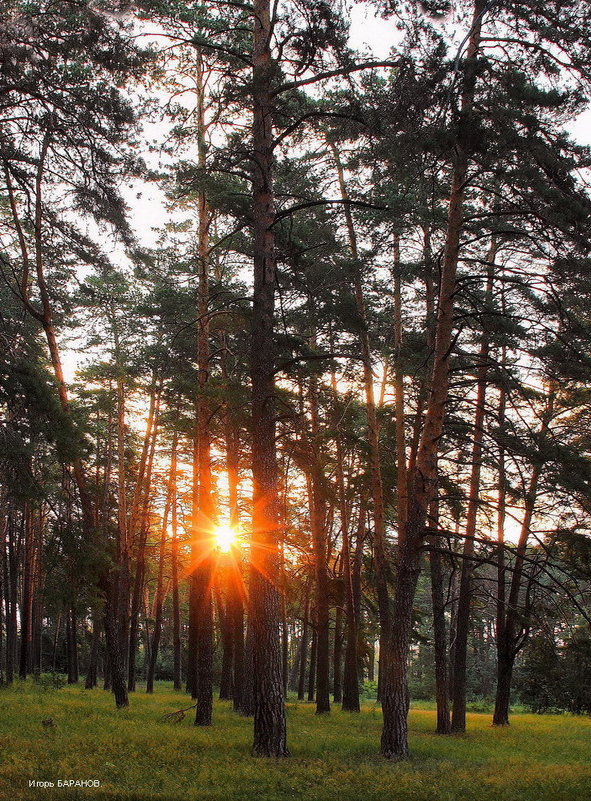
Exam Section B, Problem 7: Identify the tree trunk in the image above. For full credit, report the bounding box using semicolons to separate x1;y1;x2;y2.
281;550;289;700
223;408;245;712
392;233;408;544
333;595;344;704
330;141;391;695
147;435;177;693
307;619;318;703
5;517;18;685
297;582;310;701
493;350;508;724
331;367;361;712
240;620;255;716
249;0;288;756
19;505;34;679
428;496;451;734
218;584;234;701
128;385;160;692
73;613;80;683
171;449;182;692
493;395;551;725
380;0;486;758
85;617;100;689
451;250;495;733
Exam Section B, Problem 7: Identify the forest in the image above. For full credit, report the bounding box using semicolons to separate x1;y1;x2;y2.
2;0;591;797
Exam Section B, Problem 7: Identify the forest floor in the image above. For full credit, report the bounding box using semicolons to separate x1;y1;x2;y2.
1;681;590;801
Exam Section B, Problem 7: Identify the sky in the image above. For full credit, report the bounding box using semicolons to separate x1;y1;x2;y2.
61;1;590;544
119;1;591;254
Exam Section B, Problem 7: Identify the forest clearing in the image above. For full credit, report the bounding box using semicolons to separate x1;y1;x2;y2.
2;682;591;801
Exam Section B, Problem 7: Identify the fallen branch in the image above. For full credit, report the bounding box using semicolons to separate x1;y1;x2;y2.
162;703;197;723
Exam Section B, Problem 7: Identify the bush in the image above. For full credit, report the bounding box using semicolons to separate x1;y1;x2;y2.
360;680;378;699
32;672;66;691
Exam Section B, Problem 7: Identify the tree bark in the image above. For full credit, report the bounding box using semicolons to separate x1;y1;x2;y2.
146;435;177;693
171;469;182;692
306;369;331;715
451;249;495;732
307;615;317;703
333;591;344;704
330;141;391;692
218;583;234;700
380;0;486;758
297;581;310;701
392;233;408;544
249;0;288;756
85;617;100;689
193;49;215;727
19;505;34;679
428;496;451;734
128;383;160;692
240;620;256;716
493;395;552;725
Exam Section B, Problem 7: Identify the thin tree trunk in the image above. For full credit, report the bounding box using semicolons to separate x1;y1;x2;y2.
392;234;408;543
297;581;310;701
307;616;317;703
171;444;182;691
333;593;344;704
146;435;177;693
240;620;255;716
128;385;161;692
428;496;451;734
493;396;552;725
493;349;508;724
19;505;33;679
86;617;100;689
5;516;18;685
223;408;244;712
71;607;79;683
193;50;214;727
306;367;331;715
330;359;361;712
280;542;289;700
451;250;495;733
218;583;234;701
330;141;391;693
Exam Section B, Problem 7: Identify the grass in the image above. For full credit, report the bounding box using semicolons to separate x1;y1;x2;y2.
1;681;590;801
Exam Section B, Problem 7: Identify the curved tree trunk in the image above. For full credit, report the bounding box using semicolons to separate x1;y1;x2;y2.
381;0;486;758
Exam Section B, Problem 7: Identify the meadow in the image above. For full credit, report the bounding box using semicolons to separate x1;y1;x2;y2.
1;681;589;801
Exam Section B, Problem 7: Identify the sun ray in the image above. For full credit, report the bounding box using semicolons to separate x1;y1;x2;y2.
213;523;238;553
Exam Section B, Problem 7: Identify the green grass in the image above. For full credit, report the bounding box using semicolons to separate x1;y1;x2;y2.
1;681;590;801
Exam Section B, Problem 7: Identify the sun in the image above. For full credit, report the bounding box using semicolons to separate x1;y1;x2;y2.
213;524;238;553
